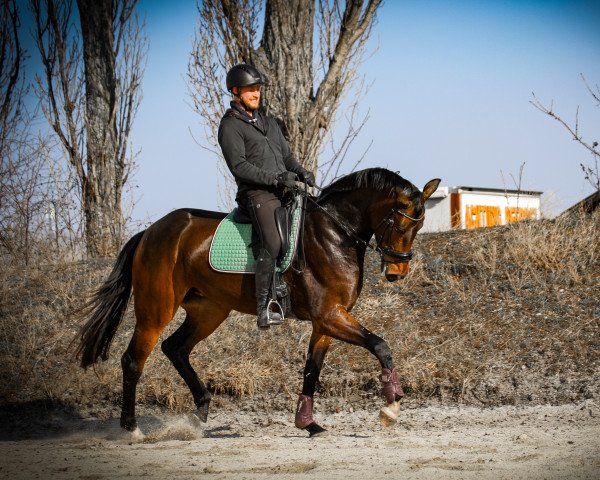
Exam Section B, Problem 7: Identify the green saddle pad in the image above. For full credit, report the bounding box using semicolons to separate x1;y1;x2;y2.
209;196;303;273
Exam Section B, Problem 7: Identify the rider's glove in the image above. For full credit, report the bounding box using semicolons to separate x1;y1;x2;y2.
298;170;316;187
275;171;298;189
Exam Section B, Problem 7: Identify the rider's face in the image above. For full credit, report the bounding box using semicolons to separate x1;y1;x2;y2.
237;84;261;111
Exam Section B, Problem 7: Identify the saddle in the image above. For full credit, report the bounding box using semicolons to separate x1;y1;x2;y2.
209;194;303;274
230;206;291;258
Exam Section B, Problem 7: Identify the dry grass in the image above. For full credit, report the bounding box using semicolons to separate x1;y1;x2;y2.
1;210;598;414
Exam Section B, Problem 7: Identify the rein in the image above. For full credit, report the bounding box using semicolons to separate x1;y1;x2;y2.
295;184;423;271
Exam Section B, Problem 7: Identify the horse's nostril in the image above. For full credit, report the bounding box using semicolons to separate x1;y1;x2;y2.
385;274;399;282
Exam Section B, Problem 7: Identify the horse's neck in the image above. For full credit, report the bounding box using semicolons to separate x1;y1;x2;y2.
318;189;381;242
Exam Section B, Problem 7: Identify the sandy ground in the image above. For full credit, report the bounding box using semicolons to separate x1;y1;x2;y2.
1;401;599;480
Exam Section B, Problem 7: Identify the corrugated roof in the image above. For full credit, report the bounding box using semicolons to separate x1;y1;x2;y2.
451;186;543;196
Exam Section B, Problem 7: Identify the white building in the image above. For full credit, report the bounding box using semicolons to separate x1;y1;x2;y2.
422;186;542;233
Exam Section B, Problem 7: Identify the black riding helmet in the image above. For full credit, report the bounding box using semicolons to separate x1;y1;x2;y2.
226;64;264;92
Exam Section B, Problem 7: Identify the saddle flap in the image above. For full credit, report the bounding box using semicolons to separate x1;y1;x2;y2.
275;206;291;259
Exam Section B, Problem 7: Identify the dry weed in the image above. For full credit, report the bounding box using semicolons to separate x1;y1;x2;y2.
0;210;598;414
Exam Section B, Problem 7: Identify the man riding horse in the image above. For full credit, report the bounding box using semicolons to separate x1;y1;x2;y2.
218;64;315;330
76;64;441;437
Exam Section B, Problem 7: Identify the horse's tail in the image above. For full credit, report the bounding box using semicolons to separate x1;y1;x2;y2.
75;230;145;369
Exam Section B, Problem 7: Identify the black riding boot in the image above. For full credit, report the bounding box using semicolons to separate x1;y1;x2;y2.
255;249;282;329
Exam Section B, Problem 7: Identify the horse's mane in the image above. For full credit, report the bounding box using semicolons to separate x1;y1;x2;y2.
316;168;417;203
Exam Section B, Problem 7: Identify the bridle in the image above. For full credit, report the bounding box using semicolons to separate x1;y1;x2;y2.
373;206;424;269
302;191;424;271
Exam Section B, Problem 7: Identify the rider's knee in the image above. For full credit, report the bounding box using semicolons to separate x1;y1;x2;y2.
263;237;281;259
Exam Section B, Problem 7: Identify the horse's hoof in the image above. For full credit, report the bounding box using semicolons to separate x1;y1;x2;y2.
195;403;210;423
379;401;401;427
129;426;145;442
108;424;145;443
305;422;327;437
120;417;137;432
188;413;202;427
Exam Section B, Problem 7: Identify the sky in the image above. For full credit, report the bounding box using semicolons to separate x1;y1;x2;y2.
19;0;600;222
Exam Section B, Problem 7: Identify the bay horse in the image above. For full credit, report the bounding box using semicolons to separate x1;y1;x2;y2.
76;168;440;436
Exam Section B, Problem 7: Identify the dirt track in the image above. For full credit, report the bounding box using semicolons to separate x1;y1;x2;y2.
1;401;599;479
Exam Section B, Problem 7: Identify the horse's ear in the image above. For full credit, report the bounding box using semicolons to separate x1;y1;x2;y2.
422;179;441;201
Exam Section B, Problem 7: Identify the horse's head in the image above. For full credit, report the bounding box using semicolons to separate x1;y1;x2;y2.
372;178;440;282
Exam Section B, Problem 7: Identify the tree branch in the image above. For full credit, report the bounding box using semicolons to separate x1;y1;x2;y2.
32;0;86;183
0;0;22;138
531;77;600;191
530;92;599;158
314;0;380;107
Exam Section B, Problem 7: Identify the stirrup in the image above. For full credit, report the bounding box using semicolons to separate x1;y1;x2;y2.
256;300;284;330
267;299;284;324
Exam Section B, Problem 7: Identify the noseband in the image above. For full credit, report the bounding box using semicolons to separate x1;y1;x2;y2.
374;207;424;270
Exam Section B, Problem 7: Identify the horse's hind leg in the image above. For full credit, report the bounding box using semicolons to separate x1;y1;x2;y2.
161;298;230;423
295;330;332;436
121;313;173;431
120;282;179;432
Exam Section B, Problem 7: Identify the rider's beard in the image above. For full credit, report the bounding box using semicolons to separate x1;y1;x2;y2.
241;96;259;112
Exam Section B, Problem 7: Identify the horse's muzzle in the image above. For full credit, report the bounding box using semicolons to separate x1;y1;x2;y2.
384;262;409;281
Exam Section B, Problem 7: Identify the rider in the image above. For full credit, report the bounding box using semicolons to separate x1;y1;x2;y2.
218;63;315;330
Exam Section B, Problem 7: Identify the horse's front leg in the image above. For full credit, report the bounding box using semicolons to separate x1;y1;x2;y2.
295;330;332;436
318;305;404;424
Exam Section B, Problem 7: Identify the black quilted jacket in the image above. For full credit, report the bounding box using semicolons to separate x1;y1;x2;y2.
217;102;306;199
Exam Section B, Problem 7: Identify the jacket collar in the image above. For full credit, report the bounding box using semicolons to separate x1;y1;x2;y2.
226;101;265;133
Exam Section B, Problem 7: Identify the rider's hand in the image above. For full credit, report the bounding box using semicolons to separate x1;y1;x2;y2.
299;170;316;187
276;171;298;189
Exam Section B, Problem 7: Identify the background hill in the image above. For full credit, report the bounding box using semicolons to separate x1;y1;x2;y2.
1;210;598;419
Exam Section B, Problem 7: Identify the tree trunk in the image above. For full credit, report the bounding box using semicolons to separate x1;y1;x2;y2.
231;0;380;175
255;0;315;166
77;0;122;256
188;0;381;198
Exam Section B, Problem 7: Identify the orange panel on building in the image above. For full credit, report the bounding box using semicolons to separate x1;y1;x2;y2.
450;192;461;229
505;207;537;223
465;205;502;229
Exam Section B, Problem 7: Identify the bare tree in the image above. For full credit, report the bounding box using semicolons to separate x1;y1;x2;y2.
0;0;23;159
0;0;87;265
531;75;600;192
31;0;146;257
1;135;53;265
188;0;381;204
0;0;38;264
